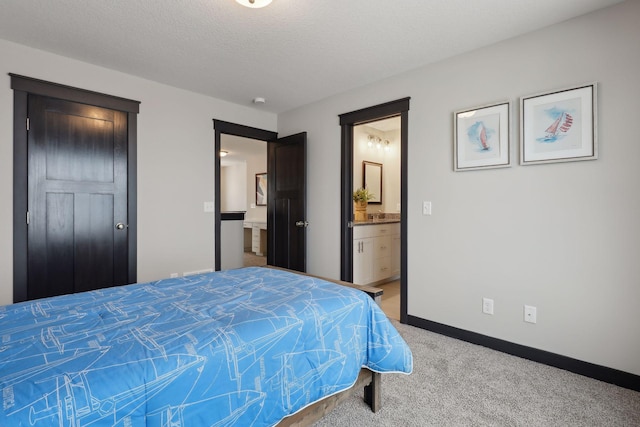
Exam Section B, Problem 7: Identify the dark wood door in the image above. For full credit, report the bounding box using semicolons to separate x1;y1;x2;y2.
267;132;307;272
27;95;129;300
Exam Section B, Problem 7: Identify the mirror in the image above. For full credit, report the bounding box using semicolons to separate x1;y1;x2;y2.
363;161;382;204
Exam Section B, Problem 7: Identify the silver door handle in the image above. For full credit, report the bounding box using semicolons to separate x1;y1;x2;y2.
115;223;127;230
295;221;309;228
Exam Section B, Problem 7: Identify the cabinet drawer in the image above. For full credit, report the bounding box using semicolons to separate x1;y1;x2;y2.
353;225;375;239
353;223;400;239
374;236;391;258
373;256;391;281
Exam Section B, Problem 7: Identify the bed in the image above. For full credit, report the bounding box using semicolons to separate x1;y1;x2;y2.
0;266;412;426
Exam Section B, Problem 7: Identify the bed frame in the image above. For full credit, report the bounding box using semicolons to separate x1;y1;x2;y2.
267;267;384;426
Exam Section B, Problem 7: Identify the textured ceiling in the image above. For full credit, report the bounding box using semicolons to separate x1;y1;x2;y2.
0;0;623;113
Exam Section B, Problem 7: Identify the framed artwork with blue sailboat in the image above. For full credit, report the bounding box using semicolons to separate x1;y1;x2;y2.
454;101;511;171
520;83;597;165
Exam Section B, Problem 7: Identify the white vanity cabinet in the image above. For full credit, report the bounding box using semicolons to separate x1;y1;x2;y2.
391;233;401;277
353;236;374;285
244;222;267;256
353;222;400;285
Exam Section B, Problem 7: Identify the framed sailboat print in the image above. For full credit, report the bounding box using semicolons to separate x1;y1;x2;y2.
454;101;510;171
520;83;597;165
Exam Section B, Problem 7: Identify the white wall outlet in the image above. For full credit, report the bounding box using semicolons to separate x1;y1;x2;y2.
422;201;432;216
482;297;494;315
203;201;215;213
183;268;214;277
524;305;537;323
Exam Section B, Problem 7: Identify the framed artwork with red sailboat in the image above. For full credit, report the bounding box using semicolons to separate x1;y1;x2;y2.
454;101;511;171
520;83;597;165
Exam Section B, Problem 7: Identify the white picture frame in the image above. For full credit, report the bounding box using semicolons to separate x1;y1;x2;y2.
454;101;511;171
520;83;597;165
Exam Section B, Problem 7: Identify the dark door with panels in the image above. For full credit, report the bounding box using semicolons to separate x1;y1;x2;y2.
27;95;129;300
267;132;307;272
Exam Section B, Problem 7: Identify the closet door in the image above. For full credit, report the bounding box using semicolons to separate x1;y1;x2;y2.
27;95;129;299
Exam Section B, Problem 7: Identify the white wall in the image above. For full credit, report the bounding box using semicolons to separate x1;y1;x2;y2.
244;148;267;223
278;0;640;376
0;39;276;304
221;163;247;212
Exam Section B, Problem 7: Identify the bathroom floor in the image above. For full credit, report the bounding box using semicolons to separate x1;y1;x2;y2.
243;251;267;267
377;280;400;321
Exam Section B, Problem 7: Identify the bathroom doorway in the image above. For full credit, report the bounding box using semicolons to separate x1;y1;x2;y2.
353;117;401;320
339;98;409;323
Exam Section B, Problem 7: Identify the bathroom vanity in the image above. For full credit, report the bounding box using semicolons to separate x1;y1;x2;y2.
353;220;400;285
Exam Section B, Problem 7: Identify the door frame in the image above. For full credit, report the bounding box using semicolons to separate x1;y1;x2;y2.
11;74;140;303
339;97;410;323
212;120;277;271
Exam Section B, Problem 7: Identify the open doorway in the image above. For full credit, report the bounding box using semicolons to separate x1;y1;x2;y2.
213;120;308;273
220;134;268;268
353;117;401;320
213;120;276;271
339;98;410;323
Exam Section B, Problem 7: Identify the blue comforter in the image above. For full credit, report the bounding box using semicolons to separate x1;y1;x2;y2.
0;267;412;426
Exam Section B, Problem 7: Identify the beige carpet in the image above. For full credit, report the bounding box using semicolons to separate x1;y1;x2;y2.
313;320;640;426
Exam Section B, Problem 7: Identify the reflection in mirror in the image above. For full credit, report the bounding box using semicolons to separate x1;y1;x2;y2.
363;161;382;204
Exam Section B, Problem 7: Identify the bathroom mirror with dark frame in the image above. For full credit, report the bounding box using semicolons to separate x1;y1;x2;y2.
363;161;382;204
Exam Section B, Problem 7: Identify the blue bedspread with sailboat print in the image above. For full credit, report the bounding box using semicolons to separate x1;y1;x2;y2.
0;267;412;426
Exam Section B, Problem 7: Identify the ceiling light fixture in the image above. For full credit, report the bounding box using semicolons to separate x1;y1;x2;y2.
235;0;272;8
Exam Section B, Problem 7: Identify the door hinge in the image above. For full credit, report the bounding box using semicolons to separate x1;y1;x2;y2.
347;221;354;228
26;117;30;131
26;211;30;225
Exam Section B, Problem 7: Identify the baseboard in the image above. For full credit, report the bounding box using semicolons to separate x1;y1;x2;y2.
407;315;640;393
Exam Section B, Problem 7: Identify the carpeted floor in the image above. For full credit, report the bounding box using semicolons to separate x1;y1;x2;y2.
313;320;640;426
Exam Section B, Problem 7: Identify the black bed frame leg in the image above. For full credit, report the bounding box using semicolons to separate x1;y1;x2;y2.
363;372;381;412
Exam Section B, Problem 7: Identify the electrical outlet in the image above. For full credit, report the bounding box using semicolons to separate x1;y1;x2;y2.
524;305;537;323
482;298;494;315
183;268;214;277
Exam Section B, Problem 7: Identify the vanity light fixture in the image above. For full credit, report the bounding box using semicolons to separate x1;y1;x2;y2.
367;134;390;151
235;0;272;8
220;150;229;157
367;135;378;148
